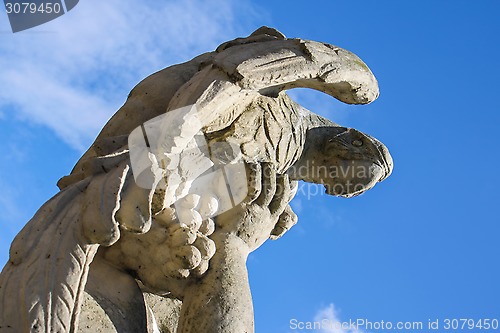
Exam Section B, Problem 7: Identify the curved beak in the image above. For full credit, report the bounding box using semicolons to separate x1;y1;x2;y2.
214;37;379;105
365;134;393;182
167;28;380;133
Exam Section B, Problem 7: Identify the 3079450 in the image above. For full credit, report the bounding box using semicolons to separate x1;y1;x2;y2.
5;2;62;14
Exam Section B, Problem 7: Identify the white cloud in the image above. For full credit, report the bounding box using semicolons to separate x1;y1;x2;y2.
0;0;258;151
314;303;365;333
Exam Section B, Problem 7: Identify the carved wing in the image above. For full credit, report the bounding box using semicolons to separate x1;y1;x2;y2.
0;149;157;332
0;181;98;333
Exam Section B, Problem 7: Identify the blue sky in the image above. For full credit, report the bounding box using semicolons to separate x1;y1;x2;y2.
1;1;499;332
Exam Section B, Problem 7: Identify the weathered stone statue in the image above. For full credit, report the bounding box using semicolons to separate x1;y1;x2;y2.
0;27;393;333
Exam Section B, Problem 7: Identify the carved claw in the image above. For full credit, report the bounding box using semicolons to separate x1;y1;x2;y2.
270;205;298;240
114;168;152;234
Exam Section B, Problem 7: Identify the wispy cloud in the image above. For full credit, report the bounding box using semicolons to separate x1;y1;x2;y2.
0;179;32;252
314;303;365;333
0;0;258;151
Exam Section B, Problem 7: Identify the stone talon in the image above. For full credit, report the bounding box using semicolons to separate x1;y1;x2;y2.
270;205;298;240
198;218;215;236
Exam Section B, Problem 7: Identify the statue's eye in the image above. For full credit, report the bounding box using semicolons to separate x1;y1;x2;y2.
352;140;363;147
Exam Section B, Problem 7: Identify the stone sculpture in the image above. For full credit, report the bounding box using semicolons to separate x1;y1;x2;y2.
0;27;393;332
